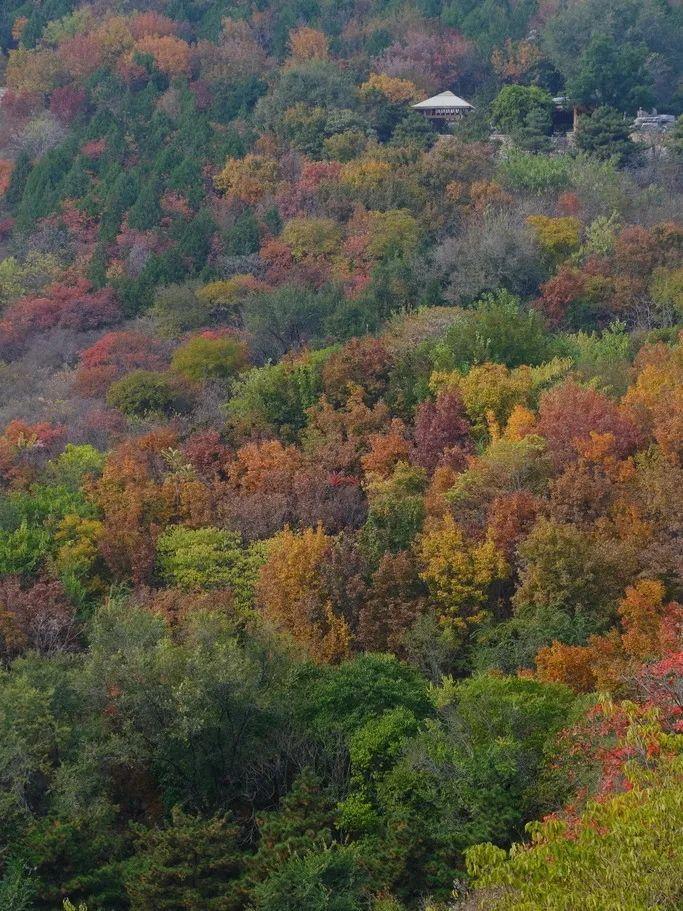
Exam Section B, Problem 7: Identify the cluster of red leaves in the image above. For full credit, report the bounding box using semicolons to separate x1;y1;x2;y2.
182;430;233;481
0;575;76;661
374;27;478;93
535;222;683;326
259;238;332;288
536;381;642;468
74;330;168;397
50;85;88;123
275;161;342;218
636;652;683;730
412;390;474;473
0;280;120;357
562;670;681;802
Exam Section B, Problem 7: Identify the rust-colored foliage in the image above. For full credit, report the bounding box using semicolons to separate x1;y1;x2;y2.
287;26;330;63
182;431;233;482
624;335;683;465
361;419;412;479
256;525;350;663
0;575;75;661
75;331;167;397
137;586;236;632
486;490;540;559
90;434;187;584
0;160;13;197
129;11;178;40
0;280;120;358
304;389;390;475
412;390;473;473
536;380;641;469
322;337;393;406
536;580;682;694
134;35;191;76
50;85;88;123
356;550;427;654
0;420;65;488
536;267;589;326
58;33;105;79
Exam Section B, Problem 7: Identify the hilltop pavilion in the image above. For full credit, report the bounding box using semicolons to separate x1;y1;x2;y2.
412;91;473;120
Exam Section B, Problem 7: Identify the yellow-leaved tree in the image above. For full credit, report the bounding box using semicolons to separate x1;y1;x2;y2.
418;513;508;638
256;526;350;663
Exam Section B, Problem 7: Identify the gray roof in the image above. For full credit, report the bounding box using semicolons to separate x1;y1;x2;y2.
412;91;473;110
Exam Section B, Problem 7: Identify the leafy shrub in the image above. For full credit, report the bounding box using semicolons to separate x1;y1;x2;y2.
106;370;191;417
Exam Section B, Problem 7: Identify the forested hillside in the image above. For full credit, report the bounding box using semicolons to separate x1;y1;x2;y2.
0;1;681;909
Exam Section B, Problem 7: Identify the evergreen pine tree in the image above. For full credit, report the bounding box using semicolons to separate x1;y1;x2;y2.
0;858;35;911
667;115;683;163
251;845;368;911
125;808;245;911
247;768;336;888
575;106;639;166
127;180;162;231
514;108;553;152
224;210;260;256
61;158;90;200
100;170;140;240
177;209;216;271
264;206;283;236
5;151;32;209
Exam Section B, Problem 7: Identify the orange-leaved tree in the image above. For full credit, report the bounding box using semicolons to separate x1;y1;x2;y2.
256;525;350;663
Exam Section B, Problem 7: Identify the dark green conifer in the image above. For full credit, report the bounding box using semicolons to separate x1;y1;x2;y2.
248;767;336;887
126;808;245;911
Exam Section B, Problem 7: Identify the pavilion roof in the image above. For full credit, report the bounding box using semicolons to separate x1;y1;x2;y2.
412;90;473;110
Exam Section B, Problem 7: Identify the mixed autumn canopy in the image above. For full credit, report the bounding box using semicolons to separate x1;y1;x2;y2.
0;0;681;909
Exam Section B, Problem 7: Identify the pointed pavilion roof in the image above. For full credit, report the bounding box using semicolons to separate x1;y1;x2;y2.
412;90;473;110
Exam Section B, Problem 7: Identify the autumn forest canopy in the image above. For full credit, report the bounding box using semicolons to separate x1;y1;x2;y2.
0;0;681;908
